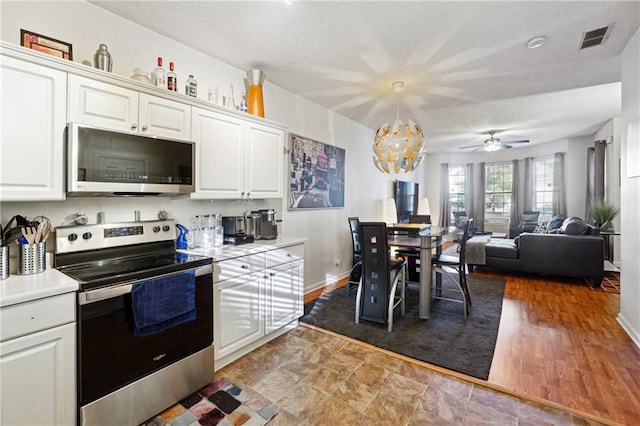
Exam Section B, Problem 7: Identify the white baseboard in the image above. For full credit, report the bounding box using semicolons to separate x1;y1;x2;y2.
617;313;640;349
304;272;349;296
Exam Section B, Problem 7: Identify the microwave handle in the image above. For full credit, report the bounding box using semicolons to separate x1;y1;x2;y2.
78;264;212;305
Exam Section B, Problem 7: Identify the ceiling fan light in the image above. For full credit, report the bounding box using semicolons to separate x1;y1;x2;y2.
484;143;501;152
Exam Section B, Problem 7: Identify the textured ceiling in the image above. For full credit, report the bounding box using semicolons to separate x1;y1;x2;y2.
91;1;640;152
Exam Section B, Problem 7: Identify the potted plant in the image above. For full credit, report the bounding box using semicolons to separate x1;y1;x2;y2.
590;199;620;231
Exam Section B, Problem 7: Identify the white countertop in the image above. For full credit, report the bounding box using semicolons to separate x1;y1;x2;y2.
180;236;306;262
0;268;79;308
0;237;305;308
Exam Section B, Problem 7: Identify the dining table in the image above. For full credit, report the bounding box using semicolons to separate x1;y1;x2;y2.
387;224;453;319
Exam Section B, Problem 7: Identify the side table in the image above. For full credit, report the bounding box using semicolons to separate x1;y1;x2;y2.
600;231;620;262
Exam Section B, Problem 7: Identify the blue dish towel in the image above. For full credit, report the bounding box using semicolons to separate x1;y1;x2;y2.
131;270;196;336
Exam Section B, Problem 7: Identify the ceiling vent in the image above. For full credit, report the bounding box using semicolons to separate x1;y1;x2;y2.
580;25;612;49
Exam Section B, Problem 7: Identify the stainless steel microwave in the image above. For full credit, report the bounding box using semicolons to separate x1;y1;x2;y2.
66;123;195;196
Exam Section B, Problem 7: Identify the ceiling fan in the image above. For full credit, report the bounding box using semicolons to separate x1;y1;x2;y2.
459;130;530;152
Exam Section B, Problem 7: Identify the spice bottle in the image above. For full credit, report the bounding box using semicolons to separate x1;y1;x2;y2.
185;75;197;97
153;57;165;87
167;62;177;91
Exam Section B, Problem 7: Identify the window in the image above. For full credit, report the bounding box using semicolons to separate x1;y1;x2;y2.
485;163;512;217
448;165;467;220
534;157;554;220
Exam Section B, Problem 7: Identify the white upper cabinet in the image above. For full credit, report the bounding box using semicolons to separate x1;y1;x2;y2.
0;56;67;201
191;108;245;198
245;122;284;199
68;75;191;141
191;107;284;199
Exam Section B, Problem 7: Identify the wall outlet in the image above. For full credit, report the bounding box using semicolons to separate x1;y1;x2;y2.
335;256;342;266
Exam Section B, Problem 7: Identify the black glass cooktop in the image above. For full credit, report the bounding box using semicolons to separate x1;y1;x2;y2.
58;251;211;291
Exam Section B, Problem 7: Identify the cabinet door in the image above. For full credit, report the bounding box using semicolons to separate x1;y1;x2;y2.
215;272;264;360
0;323;75;425
139;93;191;141
68;74;138;133
191;108;245;199
0;56;66;200
244;122;284;199
265;260;303;333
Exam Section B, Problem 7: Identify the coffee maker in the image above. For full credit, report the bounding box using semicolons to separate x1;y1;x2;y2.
258;209;278;240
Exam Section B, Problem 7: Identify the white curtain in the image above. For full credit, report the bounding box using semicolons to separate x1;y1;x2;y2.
585;147;595;223
439;163;450;227
510;159;520;227
465;163;474;220
523;157;535;211
475;162;486;232
552;152;567;216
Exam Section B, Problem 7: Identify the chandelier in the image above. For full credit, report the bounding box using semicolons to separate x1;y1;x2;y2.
373;81;425;174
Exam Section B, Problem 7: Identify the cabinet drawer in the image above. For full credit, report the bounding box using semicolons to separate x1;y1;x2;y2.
215;254;265;283
266;244;304;268
1;293;75;342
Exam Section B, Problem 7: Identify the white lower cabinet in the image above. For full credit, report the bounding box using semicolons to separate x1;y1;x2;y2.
213;244;304;368
215;271;264;360
265;260;304;333
0;322;76;426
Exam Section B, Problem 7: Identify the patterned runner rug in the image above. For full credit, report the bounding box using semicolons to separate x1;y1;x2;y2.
590;271;620;294
140;377;277;425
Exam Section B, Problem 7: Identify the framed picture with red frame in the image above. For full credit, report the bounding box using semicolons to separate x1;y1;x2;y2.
21;29;72;60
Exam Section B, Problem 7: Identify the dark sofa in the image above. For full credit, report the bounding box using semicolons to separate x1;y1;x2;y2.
469;232;604;286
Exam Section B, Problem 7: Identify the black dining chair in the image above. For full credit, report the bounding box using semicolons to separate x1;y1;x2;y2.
431;218;472;318
355;222;407;332
394;214;432;282
347;217;362;296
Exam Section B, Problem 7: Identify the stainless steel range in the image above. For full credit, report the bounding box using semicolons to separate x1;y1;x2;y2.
55;220;214;426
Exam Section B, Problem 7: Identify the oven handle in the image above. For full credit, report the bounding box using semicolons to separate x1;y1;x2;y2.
78;264;212;305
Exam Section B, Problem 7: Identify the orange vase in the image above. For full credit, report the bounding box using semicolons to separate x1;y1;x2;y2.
247;85;264;117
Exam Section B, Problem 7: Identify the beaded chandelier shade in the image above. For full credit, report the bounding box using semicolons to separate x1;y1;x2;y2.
373;81;425;174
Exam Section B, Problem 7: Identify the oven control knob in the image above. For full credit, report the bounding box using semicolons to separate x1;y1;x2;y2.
82;232;92;240
153;226;161;233
67;233;78;242
162;225;171;232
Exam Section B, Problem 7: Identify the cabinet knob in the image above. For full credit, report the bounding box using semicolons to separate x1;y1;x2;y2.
142;125;148;132
241;264;248;269
131;124;137;130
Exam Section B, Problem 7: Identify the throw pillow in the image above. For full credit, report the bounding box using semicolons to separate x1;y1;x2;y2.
547;215;566;230
561;217;588;235
519;212;539;227
454;215;468;229
533;223;548;233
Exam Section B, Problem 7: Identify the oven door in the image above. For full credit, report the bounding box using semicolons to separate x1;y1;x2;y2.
77;264;213;406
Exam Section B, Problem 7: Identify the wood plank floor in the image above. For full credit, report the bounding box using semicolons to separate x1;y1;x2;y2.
304;268;640;425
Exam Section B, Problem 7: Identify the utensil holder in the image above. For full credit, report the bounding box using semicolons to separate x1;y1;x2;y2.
0;246;8;280
17;242;46;275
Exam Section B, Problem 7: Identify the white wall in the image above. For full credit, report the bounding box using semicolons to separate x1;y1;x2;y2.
618;27;640;348
0;0;409;293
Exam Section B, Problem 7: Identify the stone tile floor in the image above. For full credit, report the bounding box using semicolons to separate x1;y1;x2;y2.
217;325;606;425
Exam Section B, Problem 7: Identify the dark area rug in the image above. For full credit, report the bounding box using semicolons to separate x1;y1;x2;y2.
301;274;506;380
